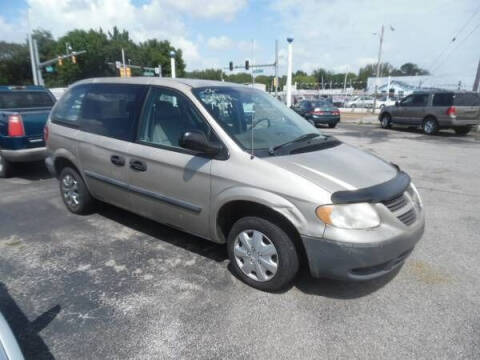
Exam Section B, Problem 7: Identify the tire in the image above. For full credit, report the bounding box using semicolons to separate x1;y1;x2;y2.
423;117;439;135
454;126;472;136
328;122;337;128
0;152;13;178
380;113;392;129
351;104;356;108
227;216;299;292
59;167;95;214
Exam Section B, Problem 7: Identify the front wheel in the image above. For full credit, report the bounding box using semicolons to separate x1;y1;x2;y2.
227;217;299;292
423;117;439;135
0;152;13;178
59;167;95;214
454;126;472;136
380;113;392;129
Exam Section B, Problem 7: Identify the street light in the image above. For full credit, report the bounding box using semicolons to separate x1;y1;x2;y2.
286;37;294;107
170;50;176;78
372;25;394;111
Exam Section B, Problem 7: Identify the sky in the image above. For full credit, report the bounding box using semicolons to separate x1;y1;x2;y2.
0;0;479;84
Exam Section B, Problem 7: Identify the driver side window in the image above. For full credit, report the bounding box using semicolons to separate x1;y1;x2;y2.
400;95;414;106
137;87;213;149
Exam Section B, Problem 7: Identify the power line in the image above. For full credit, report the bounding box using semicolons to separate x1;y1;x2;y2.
431;21;480;74
427;4;480;70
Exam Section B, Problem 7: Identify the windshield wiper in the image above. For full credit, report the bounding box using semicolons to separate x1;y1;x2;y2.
270;133;321;154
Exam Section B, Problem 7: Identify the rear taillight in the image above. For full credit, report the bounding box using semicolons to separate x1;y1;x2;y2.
43;125;49;142
446;106;456;117
8;114;25;137
332;110;340;115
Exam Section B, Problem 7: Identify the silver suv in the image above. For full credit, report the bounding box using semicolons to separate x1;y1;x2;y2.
379;91;480;135
45;78;425;291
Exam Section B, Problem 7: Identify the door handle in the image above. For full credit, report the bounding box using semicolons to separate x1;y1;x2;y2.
110;155;125;166
130;159;147;172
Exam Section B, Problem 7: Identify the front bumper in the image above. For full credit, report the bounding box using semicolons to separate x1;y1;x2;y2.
301;211;425;281
0;147;46;163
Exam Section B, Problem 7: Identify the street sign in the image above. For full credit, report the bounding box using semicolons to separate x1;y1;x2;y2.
143;71;154;77
45;66;54;73
252;69;264;74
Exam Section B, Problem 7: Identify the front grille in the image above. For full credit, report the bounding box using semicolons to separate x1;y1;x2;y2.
398;208;417;226
382;194;408;212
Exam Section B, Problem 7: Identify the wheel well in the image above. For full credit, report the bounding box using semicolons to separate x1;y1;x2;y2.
422;115;437;125
216;200;307;261
54;157;80;178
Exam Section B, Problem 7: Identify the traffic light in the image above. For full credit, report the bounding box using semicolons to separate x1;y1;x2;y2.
229;61;233;71
71;55;76;64
245;60;249;70
58;56;63;66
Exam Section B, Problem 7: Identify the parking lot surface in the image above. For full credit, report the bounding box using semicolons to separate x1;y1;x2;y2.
1;124;479;359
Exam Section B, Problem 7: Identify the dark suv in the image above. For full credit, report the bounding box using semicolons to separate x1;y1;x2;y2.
379;91;480;135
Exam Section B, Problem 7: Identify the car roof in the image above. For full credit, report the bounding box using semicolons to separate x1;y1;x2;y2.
73;77;247;90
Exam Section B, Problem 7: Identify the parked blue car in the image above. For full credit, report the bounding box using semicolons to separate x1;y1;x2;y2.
0;86;55;177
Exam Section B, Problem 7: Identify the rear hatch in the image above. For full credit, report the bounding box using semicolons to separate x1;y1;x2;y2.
454;93;480;121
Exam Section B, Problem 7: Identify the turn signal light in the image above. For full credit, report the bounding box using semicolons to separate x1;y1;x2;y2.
8;114;25;137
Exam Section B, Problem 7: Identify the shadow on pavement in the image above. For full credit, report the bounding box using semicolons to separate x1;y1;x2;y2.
97;202;228;263
9;161;52;181
295;266;401;299
0;282;59;360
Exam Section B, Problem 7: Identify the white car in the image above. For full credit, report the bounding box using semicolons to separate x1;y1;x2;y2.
345;96;374;108
376;97;396;109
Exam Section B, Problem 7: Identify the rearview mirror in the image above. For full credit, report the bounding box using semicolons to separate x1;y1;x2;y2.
180;130;222;156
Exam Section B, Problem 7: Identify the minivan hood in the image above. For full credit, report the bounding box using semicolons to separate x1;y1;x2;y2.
264;143;397;194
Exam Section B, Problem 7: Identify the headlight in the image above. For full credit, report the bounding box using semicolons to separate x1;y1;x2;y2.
316;203;380;229
407;182;423;210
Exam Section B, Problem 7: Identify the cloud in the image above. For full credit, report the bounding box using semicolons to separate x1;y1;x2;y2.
163;0;247;20
0;0;248;70
207;35;233;50
271;0;479;78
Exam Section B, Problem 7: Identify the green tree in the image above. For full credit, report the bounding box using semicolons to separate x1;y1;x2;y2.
398;62;430;76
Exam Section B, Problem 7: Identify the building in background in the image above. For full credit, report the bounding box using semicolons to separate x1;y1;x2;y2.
367;75;473;98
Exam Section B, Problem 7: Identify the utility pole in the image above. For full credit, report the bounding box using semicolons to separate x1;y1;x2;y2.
27;10;38;86
286;38;294;107
372;24;384;112
33;39;44;86
274;39;279;97
473;58;480;92
170;50;176;78
343;71;348;93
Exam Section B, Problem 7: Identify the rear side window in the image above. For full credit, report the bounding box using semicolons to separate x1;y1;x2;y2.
0;91;54;109
454;93;480;106
80;84;148;141
432;93;454;106
51;85;89;125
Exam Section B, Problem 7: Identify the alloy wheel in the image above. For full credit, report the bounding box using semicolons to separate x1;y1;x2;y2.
62;174;80;209
233;230;279;282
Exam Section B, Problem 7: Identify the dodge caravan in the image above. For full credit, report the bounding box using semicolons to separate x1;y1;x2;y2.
45;78;425;291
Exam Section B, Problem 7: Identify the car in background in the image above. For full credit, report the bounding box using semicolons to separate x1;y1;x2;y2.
0;312;24;360
376;96;396;109
379;91;480;135
292;99;340;128
0;86;56;177
344;96;374;108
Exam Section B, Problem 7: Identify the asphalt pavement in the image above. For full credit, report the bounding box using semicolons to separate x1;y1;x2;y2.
1;123;479;359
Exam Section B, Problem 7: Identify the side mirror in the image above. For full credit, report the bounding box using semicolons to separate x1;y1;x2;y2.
180;130;222;156
395;101;399;106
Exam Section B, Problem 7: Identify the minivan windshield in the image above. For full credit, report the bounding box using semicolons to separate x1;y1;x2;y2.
193;86;324;151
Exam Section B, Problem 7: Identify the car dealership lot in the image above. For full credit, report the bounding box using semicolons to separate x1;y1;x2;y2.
1;124;479;359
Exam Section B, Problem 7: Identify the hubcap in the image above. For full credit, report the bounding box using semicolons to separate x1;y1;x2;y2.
425;121;433;133
233;230;279;282
62;174;80;209
382;116;389;127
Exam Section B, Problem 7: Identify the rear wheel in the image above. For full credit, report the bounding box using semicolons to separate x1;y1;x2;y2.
0;152;13;178
423;117;439;135
227;216;299;292
59;167;95;214
454;126;472;136
380;113;392;129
